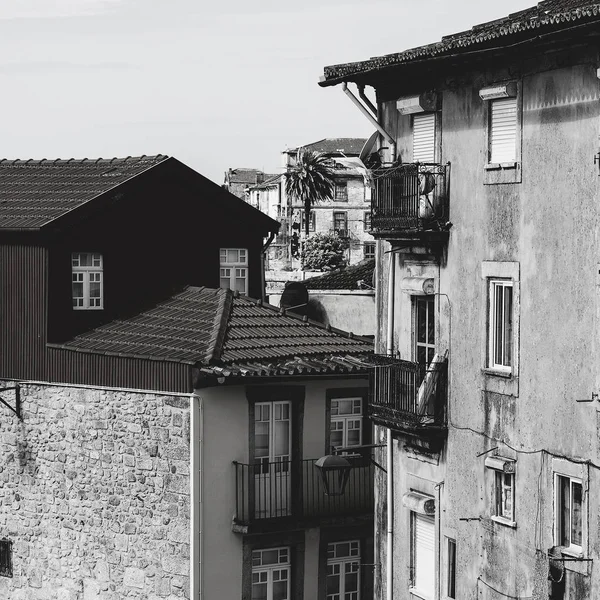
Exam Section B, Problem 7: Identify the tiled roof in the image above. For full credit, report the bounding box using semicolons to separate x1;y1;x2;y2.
248;173;282;191
289;138;367;156
0;155;168;230
321;0;600;85
226;168;267;184
56;286;373;379
304;260;375;291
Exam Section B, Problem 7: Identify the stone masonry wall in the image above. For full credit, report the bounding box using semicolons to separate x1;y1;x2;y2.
0;381;191;600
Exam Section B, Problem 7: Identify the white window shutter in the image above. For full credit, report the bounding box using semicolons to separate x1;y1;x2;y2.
490;98;517;163
413;113;436;163
414;513;435;598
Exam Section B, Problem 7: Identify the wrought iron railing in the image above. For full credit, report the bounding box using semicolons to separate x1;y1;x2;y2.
369;355;448;430
233;457;374;527
370;163;449;232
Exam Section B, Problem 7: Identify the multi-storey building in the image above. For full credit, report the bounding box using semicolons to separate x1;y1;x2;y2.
248;138;376;271
0;156;375;599
321;1;600;599
223;168;275;200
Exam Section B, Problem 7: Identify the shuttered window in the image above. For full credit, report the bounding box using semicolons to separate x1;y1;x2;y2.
412;513;435;598
489;98;517;163
413;113;436;163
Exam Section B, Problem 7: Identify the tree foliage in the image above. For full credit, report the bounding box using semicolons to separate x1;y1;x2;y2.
284;150;335;236
301;231;349;271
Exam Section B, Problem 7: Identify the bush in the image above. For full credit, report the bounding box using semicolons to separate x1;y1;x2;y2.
301;232;349;271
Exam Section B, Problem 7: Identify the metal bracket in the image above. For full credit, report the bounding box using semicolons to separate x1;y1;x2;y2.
0;385;20;418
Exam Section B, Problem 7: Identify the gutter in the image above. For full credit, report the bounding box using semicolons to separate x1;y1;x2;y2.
341;83;396;162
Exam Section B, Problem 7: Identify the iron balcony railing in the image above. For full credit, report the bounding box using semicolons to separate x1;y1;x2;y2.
369;355;448;432
370;162;449;233
233;457;373;527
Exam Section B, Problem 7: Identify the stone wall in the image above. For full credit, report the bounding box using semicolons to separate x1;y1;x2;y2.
0;381;191;600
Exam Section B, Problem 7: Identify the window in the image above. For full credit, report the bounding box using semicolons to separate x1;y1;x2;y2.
333;212;347;235
334;183;348;201
411;512;435;599
489;97;517;164
363;243;375;260
488;279;513;372
415;296;435;367
252;547;290;600
301;210;316;232
446;538;456;599
330;397;362;452
327;541;360;600
0;540;12;577
413;113;436;163
495;471;515;522
555;475;583;553
220;248;248;295
72;252;103;310
363;212;371;231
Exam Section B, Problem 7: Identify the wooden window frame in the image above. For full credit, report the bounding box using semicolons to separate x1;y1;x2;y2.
334;182;348;202
554;474;584;555
325;388;369;455
333;211;347;234
487;279;513;374
219;247;248;295
72;252;103;310
326;540;361;600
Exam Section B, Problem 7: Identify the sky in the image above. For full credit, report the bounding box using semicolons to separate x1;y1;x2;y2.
0;0;535;184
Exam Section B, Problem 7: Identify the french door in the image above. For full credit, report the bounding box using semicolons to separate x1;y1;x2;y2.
254;401;292;518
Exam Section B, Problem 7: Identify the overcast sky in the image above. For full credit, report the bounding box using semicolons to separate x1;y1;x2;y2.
0;0;533;184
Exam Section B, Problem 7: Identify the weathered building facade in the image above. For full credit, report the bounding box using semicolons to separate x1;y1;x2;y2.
321;1;600;599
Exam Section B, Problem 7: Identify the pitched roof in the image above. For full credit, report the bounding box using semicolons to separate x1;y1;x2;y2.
304;259;375;291
55;286;373;379
320;0;600;86
289;138;367;156
248;173;282;191
225;168;267;185
0;155;168;230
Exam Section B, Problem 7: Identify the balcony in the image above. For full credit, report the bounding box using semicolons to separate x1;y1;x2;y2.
370;162;450;246
232;457;374;533
369;355;448;452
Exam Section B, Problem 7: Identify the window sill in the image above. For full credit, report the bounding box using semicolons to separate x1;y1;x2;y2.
491;515;516;528
409;587;432;600
484;162;521;185
485;162;517;170
560;546;584;559
482;367;512;379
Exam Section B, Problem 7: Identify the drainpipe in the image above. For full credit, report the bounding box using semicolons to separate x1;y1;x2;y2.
342;82;396;163
261;231;277;302
385;251;395;600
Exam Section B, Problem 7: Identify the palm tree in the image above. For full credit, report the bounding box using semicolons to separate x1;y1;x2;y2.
285;150;335;237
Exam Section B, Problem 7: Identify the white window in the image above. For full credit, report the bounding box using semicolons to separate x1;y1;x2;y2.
488;279;513;372
555;475;583;553
327;541;360;600
363;243;375;260
72;252;103;310
330;398;362;452
252;547;290;600
413;113;436;163
489;97;517;164
495;471;515;522
411;512;435;599
220;248;248;295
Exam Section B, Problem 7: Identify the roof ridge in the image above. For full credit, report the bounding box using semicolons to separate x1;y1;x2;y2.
204;287;234;363
0;154;168;167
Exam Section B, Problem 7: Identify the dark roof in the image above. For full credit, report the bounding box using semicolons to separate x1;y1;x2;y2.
289;138;367;156
321;0;600;85
304;259;375;291
248;173;282;191
226;168;268;184
55;286;373;379
0;155;168;230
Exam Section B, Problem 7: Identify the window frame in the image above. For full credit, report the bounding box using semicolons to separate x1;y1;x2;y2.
325;388;369;456
414;295;436;369
301;210;316;232
329;397;363;453
72;252;103;311
445;537;456;599
554;474;584;555
410;511;435;600
487;278;513;374
251;546;291;600
333;211;347;235
326;540;361;600
363;211;371;231
363;242;375;260
334;182;348;202
482;80;522;185
412;112;437;163
219;247;248;295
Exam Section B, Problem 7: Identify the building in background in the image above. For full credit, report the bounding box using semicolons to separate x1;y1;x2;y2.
223;167;276;200
321;1;600;599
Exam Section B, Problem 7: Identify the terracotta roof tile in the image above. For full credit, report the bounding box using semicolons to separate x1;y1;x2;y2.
289;138;367;156
55;286;373;378
321;1;600;85
304;260;375;291
0;155;169;230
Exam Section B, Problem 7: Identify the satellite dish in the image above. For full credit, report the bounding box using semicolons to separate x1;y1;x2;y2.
359;131;379;163
280;281;308;316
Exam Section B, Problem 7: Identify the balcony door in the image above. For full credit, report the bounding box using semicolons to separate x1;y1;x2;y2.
254;401;292;518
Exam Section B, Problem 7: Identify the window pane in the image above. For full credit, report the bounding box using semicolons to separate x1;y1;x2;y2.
503;286;513;366
220;278;231;289
273;580;288;600
559;475;570;546
261;549;280;566
572;481;582;546
494;284;504;365
72;282;84;300
89;282;101;298
417;300;426;343
447;539;456;598
251;582;268;600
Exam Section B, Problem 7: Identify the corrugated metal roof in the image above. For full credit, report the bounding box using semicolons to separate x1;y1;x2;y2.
321;0;600;85
0;155;168;229
304;259;375;291
55;286;374;378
